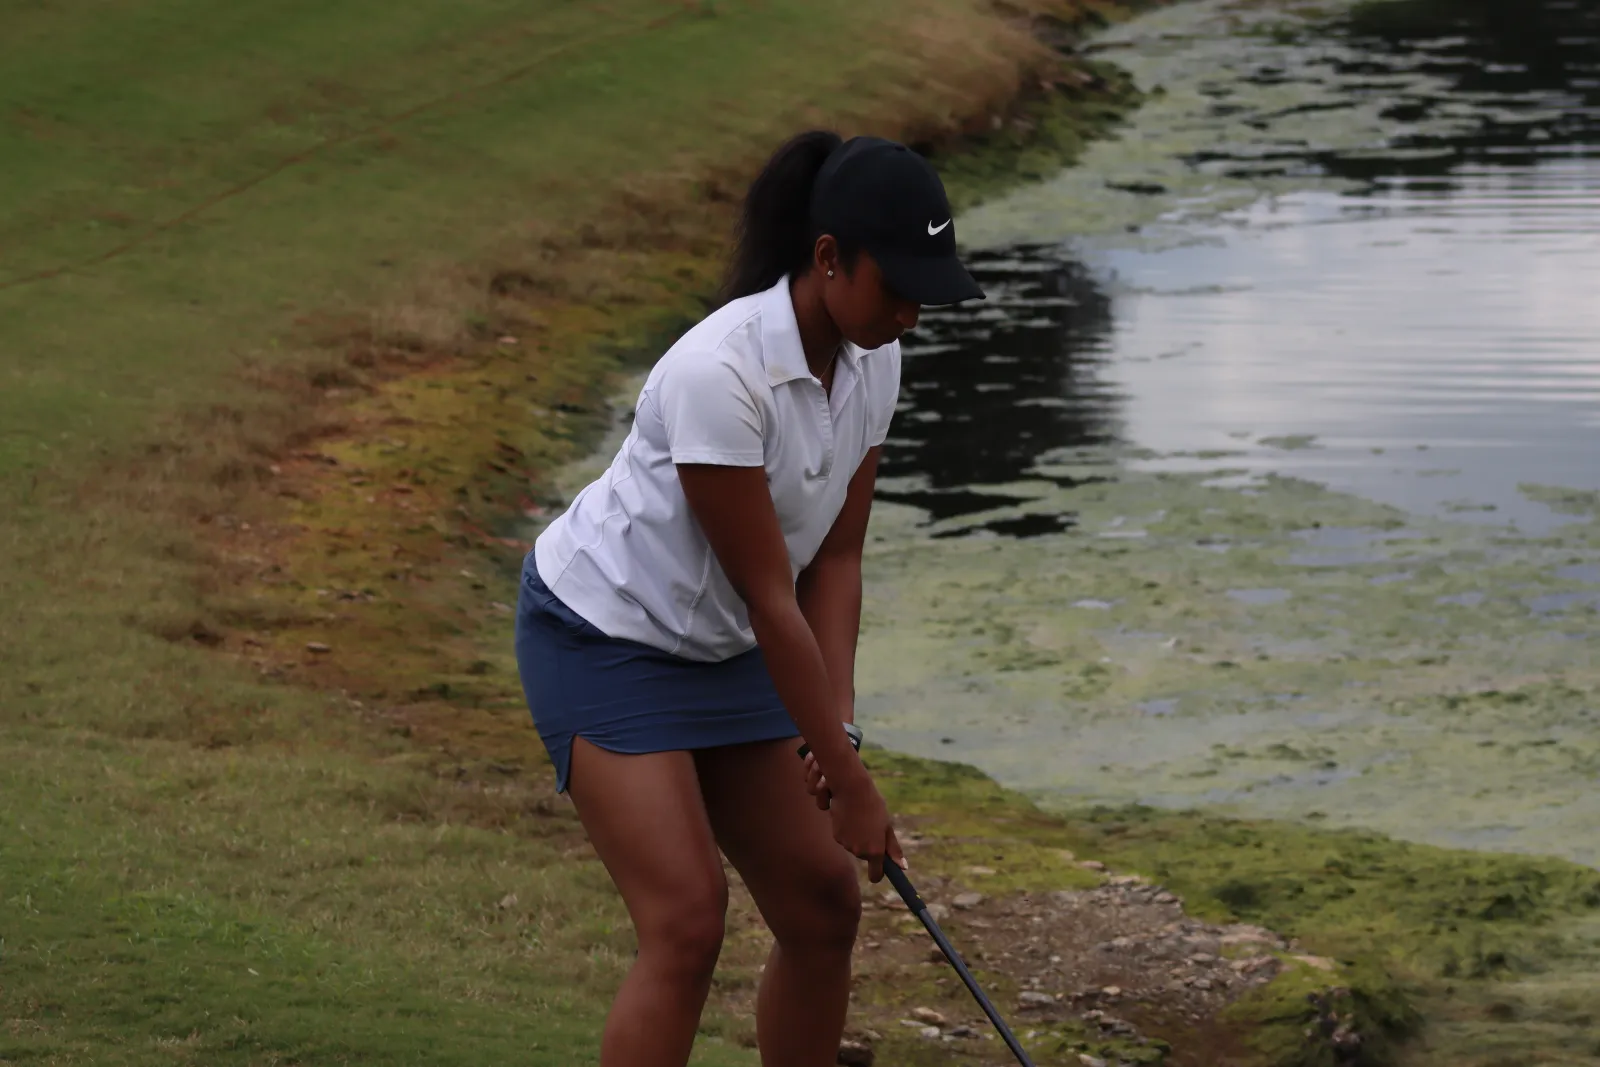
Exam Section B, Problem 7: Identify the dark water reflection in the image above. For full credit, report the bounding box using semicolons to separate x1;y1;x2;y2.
1196;0;1600;183
877;254;1120;532
1341;0;1600;162
890;0;1600;531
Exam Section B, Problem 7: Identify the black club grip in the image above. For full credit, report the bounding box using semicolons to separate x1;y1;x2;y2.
796;721;864;759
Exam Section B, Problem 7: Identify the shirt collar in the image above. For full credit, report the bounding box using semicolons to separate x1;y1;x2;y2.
759;274;864;387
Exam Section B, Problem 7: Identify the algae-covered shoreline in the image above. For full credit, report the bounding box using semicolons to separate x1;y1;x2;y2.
846;0;1600;1059
851;0;1600;873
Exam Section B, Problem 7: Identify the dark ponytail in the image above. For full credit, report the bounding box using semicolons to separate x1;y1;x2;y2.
719;129;845;304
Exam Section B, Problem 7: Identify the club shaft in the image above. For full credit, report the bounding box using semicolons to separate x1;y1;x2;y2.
793;740;1035;1063
885;860;1038;1066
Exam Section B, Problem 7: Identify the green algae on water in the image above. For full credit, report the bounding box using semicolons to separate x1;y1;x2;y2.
954;0;1488;253
857;468;1600;870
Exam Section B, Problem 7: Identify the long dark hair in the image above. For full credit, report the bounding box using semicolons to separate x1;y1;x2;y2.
719;129;855;304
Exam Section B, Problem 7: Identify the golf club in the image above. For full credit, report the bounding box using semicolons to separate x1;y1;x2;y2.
883;856;1038;1066
798;730;1038;1066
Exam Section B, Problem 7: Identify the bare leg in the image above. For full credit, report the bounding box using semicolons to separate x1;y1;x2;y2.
695;738;862;1067
566;736;728;1067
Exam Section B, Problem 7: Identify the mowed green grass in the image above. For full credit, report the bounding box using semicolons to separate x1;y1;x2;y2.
4;750;589;1065
0;0;982;479
0;2;1035;1062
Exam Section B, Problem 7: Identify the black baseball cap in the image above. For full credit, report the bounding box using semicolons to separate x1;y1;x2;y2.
810;136;985;306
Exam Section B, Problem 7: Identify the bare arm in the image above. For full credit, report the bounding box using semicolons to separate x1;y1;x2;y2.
675;463;871;798
795;446;881;727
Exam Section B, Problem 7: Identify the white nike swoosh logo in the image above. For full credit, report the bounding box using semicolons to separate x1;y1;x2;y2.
927;219;951;236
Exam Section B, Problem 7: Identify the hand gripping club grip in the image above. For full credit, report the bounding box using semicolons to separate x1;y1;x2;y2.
796;721;864;759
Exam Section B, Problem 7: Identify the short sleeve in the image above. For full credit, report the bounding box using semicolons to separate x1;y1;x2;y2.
866;340;903;448
654;351;766;466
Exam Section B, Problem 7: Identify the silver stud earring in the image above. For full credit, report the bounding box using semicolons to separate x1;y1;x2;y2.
827;269;834;278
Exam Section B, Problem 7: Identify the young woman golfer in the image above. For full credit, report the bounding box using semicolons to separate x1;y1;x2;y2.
515;130;984;1066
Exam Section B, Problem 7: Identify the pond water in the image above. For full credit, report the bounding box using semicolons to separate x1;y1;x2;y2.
860;0;1600;867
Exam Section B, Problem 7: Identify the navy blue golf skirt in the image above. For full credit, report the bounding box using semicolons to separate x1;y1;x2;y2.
514;554;799;794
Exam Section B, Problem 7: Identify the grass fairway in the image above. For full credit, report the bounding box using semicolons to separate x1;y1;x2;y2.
0;0;1032;476
2;733;707;1065
1;1;1081;1061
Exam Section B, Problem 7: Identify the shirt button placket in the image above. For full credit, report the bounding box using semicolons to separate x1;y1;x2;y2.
814;381;834;479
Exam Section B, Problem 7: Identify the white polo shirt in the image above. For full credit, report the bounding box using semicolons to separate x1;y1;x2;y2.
532;275;902;662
